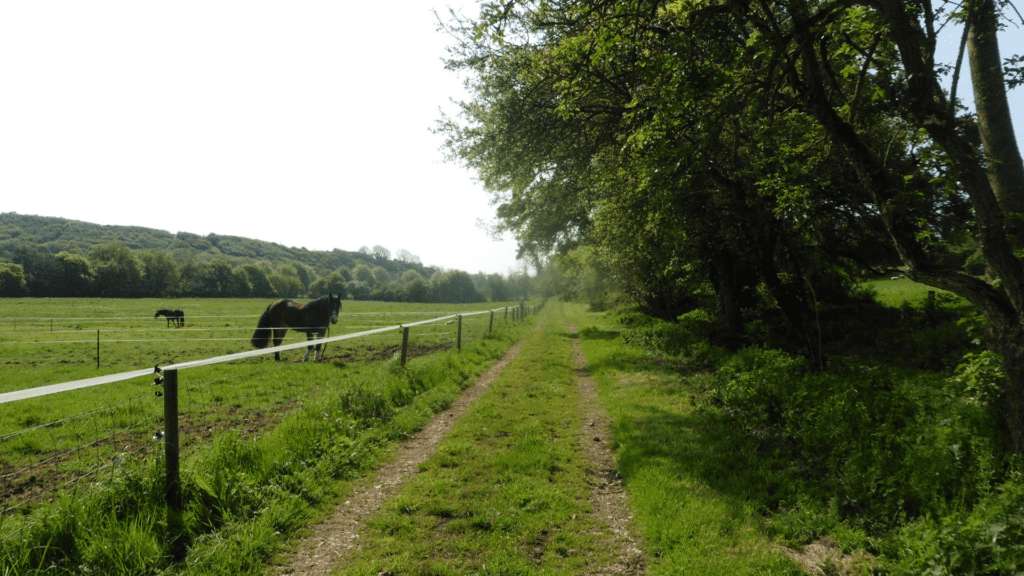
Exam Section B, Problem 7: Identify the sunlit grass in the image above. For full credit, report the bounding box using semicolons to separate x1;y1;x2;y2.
564;303;803;575
337;309;605;575
860;277;970;310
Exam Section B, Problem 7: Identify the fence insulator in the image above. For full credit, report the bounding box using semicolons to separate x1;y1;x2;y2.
155;391;163;397
153;376;164;386
153;431;164;440
154;365;162;374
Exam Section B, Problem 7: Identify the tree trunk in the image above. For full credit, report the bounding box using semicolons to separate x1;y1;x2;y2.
967;0;1024;237
757;232;826;370
791;0;1024;452
708;250;746;348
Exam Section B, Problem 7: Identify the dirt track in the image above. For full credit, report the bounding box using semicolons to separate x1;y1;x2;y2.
275;324;645;575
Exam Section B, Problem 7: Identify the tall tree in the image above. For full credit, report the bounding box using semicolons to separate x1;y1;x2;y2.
90;243;143;297
441;0;1024;449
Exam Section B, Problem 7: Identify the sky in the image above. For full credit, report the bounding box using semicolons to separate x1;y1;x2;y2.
0;1;526;276
0;2;1022;277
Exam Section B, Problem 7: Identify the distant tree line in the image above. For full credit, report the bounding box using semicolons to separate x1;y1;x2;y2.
0;214;532;303
0;241;532;303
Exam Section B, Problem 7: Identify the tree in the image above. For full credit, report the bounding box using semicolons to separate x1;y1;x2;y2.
138;250;179;297
396;249;422;265
431;270;485;303
441;0;1024;450
292;263;315;292
309;272;349;298
270;273;304;298
179;261;217;297
90;243;143;297
13;246;61;297
227;267;253;297
402;276;431;303
371;266;393;286
352;264;376;287
238;264;276;298
485;273;512;302
371;245;391;263
55;252;95;297
0;263;28;296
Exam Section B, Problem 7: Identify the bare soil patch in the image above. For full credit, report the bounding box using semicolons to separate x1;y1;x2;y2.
568;325;647;575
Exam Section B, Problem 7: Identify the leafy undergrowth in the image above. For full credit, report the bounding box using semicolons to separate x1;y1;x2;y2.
0;319;532;576
609;298;1023;575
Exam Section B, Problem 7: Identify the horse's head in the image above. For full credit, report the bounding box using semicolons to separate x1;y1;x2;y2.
329;293;341;324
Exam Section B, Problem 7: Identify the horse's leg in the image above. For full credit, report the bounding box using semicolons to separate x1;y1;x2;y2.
314;330;326;361
273;329;285;361
303;332;315;362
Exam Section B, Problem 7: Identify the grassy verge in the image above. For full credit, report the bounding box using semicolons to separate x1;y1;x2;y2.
603;295;1023;574
0;313;533;575
335;301;805;575
563;303;807;575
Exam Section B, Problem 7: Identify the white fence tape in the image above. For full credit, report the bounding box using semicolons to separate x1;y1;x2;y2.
0;310;500;405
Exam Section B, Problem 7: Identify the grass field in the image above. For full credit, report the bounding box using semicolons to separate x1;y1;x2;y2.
0;298;524;391
859;276;970;310
0;297;531;526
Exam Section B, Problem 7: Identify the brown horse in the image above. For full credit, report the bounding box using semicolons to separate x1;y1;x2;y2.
250;293;341;361
155;309;185;328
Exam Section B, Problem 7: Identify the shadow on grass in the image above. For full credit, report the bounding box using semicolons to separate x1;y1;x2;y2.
580;327;621;341
615;403;794;514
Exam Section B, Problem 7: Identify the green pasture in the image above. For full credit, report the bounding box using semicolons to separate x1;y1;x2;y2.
0;297;530;522
859;276;970;310
0;297;523;392
0;303;537;576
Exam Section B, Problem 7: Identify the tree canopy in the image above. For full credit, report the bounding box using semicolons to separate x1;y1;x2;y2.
438;0;1024;450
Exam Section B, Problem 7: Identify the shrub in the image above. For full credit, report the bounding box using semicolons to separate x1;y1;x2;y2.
884;479;1024;575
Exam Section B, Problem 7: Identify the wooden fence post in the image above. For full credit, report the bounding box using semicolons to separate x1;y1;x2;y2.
96;330;100;369
400;327;410;367
489;310;494;334
164;369;185;559
457;315;463;352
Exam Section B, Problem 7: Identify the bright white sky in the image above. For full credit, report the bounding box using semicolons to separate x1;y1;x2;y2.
0;1;526;276
0;2;1021;277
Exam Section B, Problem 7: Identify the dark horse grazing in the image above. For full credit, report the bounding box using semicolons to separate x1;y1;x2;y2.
155;309;185;328
250;293;342;361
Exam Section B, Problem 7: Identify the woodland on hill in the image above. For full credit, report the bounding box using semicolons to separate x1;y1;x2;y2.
0;212;531;303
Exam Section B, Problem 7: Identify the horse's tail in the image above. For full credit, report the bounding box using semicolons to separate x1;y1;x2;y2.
250;307;274;348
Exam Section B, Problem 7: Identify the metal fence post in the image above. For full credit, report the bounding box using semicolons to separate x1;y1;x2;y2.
164;369;184;559
488;310;494;334
400;327;410;367
457;315;462;352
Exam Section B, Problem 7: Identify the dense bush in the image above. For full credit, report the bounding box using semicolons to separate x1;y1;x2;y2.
615;302;1022;572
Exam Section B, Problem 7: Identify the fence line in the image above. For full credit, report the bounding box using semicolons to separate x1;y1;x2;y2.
0;310;492;325
0;309;505;405
0;303;537;547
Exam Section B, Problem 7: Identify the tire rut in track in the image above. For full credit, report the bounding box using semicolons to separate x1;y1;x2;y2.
276;322;646;575
568;323;647;575
276;339;527;575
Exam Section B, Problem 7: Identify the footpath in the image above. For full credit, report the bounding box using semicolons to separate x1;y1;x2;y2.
274;302;646;575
